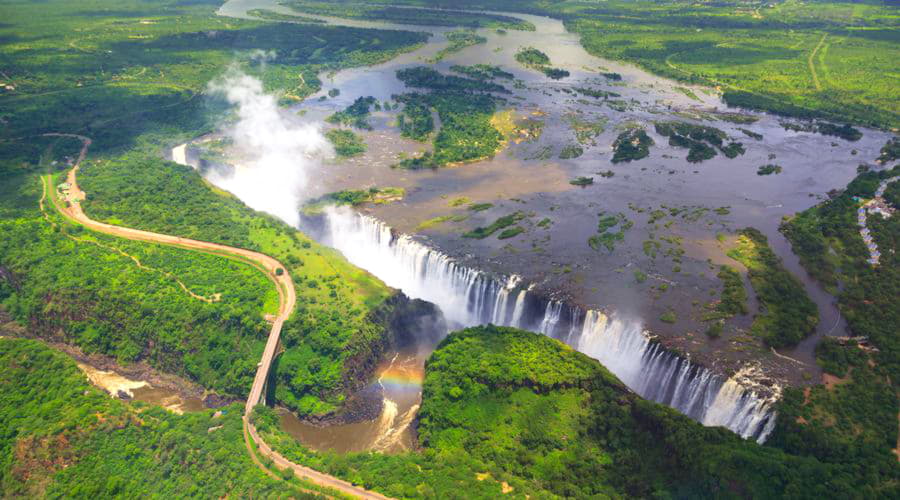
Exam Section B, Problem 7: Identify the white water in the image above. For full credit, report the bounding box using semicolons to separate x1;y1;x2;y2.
170;146;777;442
317;208;778;443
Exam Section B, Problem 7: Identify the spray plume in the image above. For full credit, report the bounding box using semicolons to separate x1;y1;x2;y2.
206;67;329;227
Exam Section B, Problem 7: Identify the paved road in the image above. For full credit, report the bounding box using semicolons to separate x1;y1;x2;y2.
48;136;387;499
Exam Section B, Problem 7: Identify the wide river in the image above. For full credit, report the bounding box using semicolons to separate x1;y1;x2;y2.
144;0;894;452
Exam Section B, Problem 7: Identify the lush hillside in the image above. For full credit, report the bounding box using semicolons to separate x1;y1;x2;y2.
0;172;276;397
255;326;898;498
76;153;402;416
0;0;430;417
0;338;311;498
773;165;899;480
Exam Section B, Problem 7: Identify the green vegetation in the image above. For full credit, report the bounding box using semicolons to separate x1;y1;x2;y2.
395;67;506;166
463;212;525;239
247;8;326;24
0;338;305;498
565;112;608;145
703;265;749;323
514;47;550;67
569;176;593;186
430;30;486;63
257;324;899;497
758;164;783;175
611;128;654;163
467;202;494;212
1;174;275;398
601;72;623;81
497;226;525;239
574;87;621;100
397;101;434;141
397;66;508;94
659;310;677;324
304;187;405;215
76;155;395;416
740;128;764;141
325;129;367;158
327;96;378;130
781;167;899;380
817;122;863;141
415;214;469;231
726;228;818;348
655;121;744;163
782;121;863;141
283;1;535;31
588;212;629;252
877;137;900;165
674;86;701;101
766;166;900;495
559;144;584;159
514;47;568;79
814;338;867;379
0;0;427;157
541;67;570;80
450;64;514;81
540;0;899;129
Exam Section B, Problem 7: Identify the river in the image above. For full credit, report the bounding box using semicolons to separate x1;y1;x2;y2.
167;0;895;451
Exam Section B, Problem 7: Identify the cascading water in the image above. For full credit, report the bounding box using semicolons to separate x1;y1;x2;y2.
313;207;778;443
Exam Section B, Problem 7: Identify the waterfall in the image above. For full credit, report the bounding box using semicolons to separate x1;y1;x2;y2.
313;207;778;443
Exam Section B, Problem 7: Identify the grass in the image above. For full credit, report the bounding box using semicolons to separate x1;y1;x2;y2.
555;0;900;129
416;214;468;231
659;310;677;323
463;212;525;239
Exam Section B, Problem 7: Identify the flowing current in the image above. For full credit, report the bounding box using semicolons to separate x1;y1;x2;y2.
313;207;778;443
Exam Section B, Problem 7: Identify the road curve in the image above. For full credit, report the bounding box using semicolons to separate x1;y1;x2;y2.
47;136;388;499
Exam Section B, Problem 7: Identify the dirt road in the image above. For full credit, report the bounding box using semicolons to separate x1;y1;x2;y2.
46;135;387;499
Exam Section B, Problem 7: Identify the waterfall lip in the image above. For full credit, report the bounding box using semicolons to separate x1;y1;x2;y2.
316;208;780;443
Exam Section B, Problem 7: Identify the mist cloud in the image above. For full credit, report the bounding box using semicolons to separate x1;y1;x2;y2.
206;67;329;227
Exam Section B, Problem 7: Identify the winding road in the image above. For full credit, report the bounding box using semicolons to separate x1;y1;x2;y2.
44;135;387;499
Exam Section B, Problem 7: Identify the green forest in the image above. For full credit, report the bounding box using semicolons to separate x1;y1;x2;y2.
77;153;397;416
337;0;900;129
394;67;506;167
2;0;899;497
251;325;899;498
0;338;322;498
0;0;427;161
726;228;819;347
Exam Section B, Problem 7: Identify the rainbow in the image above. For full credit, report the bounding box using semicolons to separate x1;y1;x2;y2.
379;367;424;390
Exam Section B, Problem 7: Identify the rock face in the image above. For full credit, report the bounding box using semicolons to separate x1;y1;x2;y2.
314;291;446;425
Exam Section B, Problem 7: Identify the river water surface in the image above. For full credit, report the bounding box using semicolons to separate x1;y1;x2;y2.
174;0;897;451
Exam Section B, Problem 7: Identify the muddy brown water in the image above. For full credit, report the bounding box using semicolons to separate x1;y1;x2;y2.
280;350;424;454
196;0;897;451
